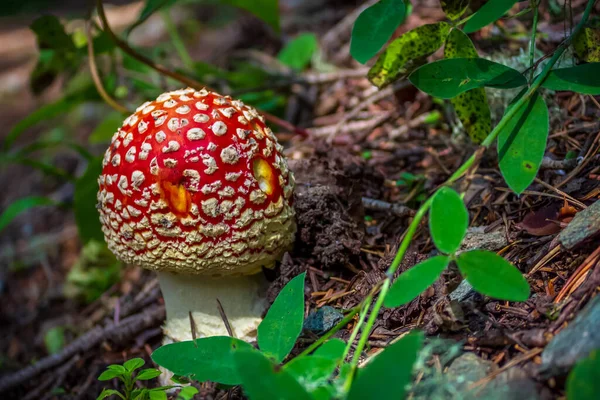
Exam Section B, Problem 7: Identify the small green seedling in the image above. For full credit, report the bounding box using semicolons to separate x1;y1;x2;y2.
96;358;197;400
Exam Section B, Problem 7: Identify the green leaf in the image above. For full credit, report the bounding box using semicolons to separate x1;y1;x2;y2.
368;22;451;88
350;0;407;64
347;331;424;400
136;368;161;381
385;256;450;308
430;187;468;254
464;0;519;33
573;27;600;62
0;196;56;232
106;365;127;373
567;349;600;400
30;15;75;52
277;33;318;70
131;389;147;400
44;326;65;354
176;386;199;400
456;250;530;301
5;96;83;150
151;337;254;385
0;154;75;181
284;356;338;395
440;0;469;21
234;349;312;400
313;338;346;362
74;157;104;243
29;15;79;94
258;272;306;363
497;92;548;194
409;58;526;99
542;63;600;95
222;0;280;32
98;369;124;381
124;358;145;372
89;112;126;144
96;389;126;400
16;139;93;161
127;0;178;35
148;390;167;400
444;29;492;144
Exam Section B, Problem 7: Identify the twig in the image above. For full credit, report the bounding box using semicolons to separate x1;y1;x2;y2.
539;156;578;170
362;197;414;217
22;355;80;400
302;68;370;84
555;131;600;189
309;111;394;137
327;80;410;142
86;21;130;114
216;299;235;338
469;348;543;391
95;0;309;137
533;177;586;209
0;305;165;393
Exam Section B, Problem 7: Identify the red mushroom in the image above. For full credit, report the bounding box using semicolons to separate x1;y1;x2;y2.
97;88;295;345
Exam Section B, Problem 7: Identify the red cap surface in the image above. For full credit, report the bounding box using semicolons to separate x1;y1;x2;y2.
97;88;295;276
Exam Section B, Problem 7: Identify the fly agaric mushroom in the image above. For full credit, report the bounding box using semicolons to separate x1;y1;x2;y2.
97;88;295;344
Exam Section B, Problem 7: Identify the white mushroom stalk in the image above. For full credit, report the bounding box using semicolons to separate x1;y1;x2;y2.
158;271;268;342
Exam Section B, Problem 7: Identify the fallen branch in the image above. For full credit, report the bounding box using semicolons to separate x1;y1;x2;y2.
0;305;165;394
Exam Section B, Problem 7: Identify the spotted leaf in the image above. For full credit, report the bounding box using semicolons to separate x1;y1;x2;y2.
440;0;469;21
573;27;600;62
368;22;451;88
444;29;491;143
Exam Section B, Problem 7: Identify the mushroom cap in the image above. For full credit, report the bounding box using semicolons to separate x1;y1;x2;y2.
97;88;295;276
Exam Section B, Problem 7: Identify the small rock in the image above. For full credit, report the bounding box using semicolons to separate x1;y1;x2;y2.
559;200;600;249
478;368;541;400
449;280;475;302
303;306;343;335
458;227;508;254
539;295;600;377
445;353;496;392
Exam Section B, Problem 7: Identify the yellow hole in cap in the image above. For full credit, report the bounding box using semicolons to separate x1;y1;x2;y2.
161;180;190;215
252;158;274;195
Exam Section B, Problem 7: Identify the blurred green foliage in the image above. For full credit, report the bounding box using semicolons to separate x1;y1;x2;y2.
64;240;120;303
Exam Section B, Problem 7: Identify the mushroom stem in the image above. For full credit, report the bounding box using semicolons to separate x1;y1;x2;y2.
157;271;269;342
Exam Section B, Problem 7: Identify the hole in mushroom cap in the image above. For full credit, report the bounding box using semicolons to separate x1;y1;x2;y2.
252;158;275;196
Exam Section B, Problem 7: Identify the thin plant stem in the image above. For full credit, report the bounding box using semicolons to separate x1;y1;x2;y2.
341;295;373;362
343;198;432;389
86;21;130;114
161;9;195;71
96;0;201;88
342;0;597;392
529;0;540;81
95;0;309;136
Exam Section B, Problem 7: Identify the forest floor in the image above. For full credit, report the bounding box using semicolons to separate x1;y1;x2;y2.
1;0;600;399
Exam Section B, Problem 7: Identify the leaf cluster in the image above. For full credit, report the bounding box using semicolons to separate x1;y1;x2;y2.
97;358;198;400
152;273;424;399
